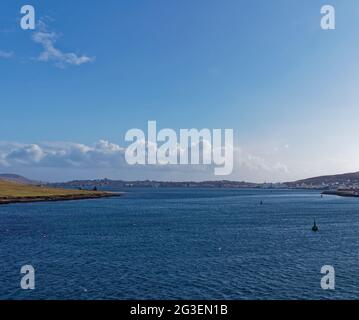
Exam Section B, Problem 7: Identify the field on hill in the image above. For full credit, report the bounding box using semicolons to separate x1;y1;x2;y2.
0;180;96;197
0;180;117;204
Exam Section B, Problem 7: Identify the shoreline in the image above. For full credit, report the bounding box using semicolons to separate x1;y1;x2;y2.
322;190;359;198
0;192;122;205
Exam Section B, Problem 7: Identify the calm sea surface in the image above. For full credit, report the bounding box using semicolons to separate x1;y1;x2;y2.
1;188;359;300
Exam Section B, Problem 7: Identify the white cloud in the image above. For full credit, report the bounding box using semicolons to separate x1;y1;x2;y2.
0;50;14;59
6;144;45;165
94;140;124;153
32;22;94;67
2;139;358;183
0;140;292;182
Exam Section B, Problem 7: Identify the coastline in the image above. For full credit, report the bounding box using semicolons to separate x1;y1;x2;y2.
322;190;359;198
0;192;122;205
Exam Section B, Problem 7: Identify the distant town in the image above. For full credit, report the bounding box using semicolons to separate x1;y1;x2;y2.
45;171;359;192
2;172;359;193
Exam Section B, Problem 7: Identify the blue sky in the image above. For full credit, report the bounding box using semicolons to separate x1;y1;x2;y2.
1;0;359;182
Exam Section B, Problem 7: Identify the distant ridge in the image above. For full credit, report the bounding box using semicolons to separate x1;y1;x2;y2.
0;174;40;185
4;171;359;189
51;171;359;190
291;171;359;186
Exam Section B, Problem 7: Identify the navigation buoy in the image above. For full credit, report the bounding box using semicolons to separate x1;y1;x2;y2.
312;220;318;232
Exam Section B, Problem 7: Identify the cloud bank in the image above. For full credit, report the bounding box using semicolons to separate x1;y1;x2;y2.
0;140;125;168
32;22;94;67
0;140;292;182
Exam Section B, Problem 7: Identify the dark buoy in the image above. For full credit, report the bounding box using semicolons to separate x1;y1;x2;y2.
312;220;318;232
260;200;263;205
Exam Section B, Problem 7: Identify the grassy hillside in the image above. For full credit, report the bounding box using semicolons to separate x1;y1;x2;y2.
0;173;39;185
0;180;118;204
292;171;359;185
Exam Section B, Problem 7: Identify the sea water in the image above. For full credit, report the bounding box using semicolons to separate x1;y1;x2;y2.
0;188;358;300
